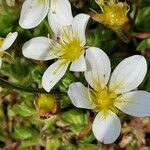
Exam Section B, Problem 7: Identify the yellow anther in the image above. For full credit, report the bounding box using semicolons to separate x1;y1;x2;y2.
60;38;83;62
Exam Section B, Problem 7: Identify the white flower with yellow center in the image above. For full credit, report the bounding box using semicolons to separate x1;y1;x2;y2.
0;32;18;68
19;0;73;32
22;14;90;92
68;47;150;144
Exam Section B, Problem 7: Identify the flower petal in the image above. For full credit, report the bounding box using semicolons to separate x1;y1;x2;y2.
115;90;150;117
92;111;121;144
84;47;111;90
109;55;147;94
1;32;18;51
22;37;56;61
72;14;90;46
48;0;73;35
42;59;69;92
70;53;86;72
68;82;95;109
19;0;49;29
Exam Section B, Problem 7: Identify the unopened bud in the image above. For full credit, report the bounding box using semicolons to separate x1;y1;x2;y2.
35;94;59;119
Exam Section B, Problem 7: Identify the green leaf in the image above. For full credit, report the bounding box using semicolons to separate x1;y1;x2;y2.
60;109;89;134
79;143;99;150
87;26;117;53
60;143;76;150
136;7;150;32
60;109;88;126
12;103;36;117
0;4;19;35
18;136;39;150
137;38;150;53
46;139;61;150
12;127;32;140
56;72;77;93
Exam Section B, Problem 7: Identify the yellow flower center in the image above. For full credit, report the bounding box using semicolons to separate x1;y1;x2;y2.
51;27;84;62
90;87;118;114
93;0;129;28
60;38;84;62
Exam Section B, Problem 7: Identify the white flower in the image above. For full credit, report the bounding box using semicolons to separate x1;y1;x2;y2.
22;14;90;92
19;0;73;32
68;47;150;144
0;32;18;68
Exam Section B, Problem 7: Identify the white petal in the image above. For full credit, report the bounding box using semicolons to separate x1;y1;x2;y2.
19;0;49;29
1;32;18;51
109;55;147;94
115;90;150;117
22;37;56;61
84;47;111;90
0;58;2;68
68;82;95;109
69;53;86;72
42;59;69;92
48;0;73;35
72;14;90;46
92;111;121;144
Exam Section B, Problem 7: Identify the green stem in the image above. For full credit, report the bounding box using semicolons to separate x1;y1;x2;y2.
43;20;53;36
0;78;48;93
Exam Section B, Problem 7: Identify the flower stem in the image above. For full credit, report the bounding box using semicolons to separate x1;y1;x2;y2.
0;78;48;93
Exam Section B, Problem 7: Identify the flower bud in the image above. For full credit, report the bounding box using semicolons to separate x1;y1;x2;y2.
35;94;59;119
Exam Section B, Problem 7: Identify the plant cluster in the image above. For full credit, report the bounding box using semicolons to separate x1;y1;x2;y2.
0;0;150;149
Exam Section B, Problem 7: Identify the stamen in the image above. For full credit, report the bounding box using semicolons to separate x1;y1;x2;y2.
0;51;15;62
50;27;84;62
93;0;129;28
89;87;118;113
